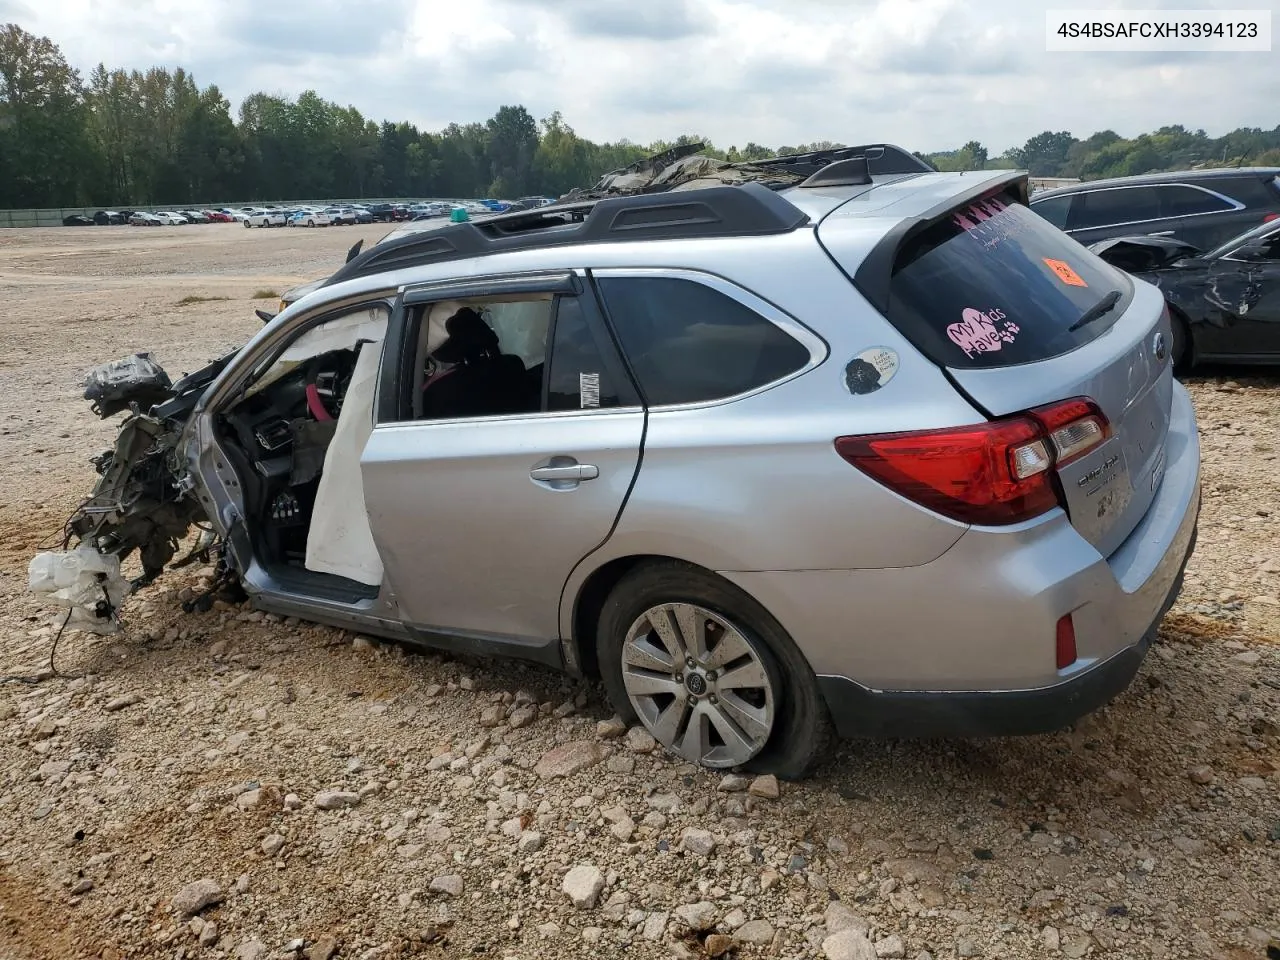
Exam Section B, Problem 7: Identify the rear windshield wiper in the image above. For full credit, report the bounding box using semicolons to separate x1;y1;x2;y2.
1068;290;1122;333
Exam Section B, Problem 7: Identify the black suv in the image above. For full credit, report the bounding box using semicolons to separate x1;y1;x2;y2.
367;203;408;222
1030;168;1280;251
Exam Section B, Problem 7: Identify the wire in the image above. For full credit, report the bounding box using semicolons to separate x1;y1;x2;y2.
0;608;75;685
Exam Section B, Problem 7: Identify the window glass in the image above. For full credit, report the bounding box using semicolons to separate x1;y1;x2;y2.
1072;187;1160;229
886;195;1133;369
596;277;811;406
417;298;551;420
1205;219;1280;259
1030;194;1071;229
546;296;625;411
1161;185;1234;217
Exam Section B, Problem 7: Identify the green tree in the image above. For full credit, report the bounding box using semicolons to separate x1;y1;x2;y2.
1010;131;1075;175
0;23;96;206
533;111;593;196
485;104;539;196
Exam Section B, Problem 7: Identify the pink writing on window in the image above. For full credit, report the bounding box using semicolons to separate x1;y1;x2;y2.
947;307;1021;359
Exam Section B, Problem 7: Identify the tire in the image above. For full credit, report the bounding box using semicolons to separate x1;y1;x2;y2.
596;560;834;779
243;220;250;228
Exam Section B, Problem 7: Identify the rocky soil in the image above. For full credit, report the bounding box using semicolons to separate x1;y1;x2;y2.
0;225;1277;960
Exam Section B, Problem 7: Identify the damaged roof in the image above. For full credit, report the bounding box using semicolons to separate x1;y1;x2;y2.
557;142;936;202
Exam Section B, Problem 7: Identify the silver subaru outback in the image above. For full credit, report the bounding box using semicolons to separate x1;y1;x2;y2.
44;145;1200;779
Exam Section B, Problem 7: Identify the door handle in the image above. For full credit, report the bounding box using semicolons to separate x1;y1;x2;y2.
531;463;599;482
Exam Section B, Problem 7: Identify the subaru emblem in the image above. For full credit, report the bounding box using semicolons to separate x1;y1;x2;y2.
1152;332;1168;363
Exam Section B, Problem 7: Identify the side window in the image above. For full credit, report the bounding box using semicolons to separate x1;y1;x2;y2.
546;296;627;411
414;297;552;421
1030;194;1072;230
596;276;811;407
1160;185;1235;218
1072;187;1160;230
408;292;635;421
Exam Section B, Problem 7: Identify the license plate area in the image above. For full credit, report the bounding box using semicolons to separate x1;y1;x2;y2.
1056;436;1133;547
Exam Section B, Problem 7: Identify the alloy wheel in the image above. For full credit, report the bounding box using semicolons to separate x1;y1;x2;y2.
621;603;775;768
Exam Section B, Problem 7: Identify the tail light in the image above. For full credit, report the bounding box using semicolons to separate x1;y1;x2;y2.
834;397;1110;525
1263;213;1279;223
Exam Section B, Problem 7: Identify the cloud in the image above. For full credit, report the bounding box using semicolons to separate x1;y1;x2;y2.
0;0;34;21
6;0;1278;156
221;0;415;56
499;0;712;40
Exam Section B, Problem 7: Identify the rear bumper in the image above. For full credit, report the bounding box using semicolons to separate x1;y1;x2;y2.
720;379;1202;737
817;518;1196;737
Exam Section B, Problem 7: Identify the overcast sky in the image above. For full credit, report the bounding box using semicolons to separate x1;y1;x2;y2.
5;0;1277;153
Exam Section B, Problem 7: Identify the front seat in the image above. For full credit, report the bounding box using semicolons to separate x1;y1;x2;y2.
422;307;529;419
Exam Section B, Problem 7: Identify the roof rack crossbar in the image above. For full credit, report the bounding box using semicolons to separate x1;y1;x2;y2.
322;183;810;287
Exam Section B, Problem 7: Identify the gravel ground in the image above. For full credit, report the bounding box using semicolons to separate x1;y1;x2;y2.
0;225;1277;960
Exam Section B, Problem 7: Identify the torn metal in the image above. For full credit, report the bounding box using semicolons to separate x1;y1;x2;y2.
559;143;808;202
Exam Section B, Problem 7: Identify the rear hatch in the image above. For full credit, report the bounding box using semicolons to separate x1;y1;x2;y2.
821;177;1173;558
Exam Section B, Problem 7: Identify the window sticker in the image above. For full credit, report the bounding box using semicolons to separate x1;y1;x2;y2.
951;196;1031;250
579;372;601;408
844;347;900;395
947;307;1021;359
1043;258;1088;287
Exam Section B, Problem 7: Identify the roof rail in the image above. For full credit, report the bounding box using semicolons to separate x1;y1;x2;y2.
322;182;810;287
799;156;872;189
751;144;934;177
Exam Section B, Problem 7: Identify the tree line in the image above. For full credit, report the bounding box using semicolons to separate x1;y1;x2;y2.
3;22;1280;210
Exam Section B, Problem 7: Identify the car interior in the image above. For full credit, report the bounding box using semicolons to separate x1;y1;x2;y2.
411;296;552;421
211;296;554;600
214;304;390;599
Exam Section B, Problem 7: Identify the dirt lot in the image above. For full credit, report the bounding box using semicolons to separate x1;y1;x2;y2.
0;224;1277;960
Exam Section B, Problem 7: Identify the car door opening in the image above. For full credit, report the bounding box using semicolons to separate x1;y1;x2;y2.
215;304;390;597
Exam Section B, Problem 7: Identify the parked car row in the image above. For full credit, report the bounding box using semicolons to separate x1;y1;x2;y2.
61;209;232;226
60;196;559;229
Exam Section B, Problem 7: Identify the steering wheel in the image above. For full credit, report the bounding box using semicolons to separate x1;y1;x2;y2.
304;353;351;421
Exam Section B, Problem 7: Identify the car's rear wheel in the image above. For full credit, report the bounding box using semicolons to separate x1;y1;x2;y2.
597;561;833;778
243;220;250;228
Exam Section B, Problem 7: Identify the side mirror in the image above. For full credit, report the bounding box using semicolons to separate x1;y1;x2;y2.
255;309;276;323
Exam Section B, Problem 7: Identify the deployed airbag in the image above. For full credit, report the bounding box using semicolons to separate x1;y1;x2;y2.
304;338;384;585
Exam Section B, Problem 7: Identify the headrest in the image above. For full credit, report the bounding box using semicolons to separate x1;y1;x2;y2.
432;307;499;364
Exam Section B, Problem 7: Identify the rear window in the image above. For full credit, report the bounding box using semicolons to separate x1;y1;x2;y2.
886;194;1134;369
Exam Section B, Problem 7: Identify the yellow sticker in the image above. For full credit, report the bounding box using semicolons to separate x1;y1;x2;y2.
1044;258;1088;287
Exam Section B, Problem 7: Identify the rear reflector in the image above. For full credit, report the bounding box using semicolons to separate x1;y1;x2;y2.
1264;213;1279;223
1056;614;1078;669
835;397;1110;526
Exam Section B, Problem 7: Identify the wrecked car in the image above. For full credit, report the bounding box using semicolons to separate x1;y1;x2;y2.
32;143;1200;778
1090;217;1280;368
